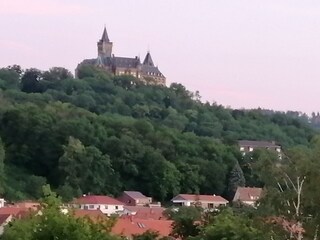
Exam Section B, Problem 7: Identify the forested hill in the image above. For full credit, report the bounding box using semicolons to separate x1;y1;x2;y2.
0;65;316;201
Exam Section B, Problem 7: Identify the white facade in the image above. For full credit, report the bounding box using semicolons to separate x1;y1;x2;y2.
0;199;5;208
79;203;123;216
172;199;192;207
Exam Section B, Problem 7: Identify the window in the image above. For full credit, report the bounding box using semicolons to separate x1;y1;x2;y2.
115;206;118;210
105;205;108;209
89;205;94;209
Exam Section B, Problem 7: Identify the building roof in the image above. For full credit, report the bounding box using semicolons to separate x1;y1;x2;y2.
234;187;263;202
0;207;32;219
123;206;166;220
73;195;124;205
141;65;164;76
112;216;173;237
112;57;140;68
123;191;148;199
101;27;110;42
73;209;107;221
238;140;280;148
143;52;154;67
0;214;11;225
171;194;228;203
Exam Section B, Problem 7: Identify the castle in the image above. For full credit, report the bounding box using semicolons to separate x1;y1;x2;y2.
76;27;166;85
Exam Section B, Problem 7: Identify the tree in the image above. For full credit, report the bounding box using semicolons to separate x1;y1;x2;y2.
21;68;43;93
0;138;5;194
166;206;202;239
133;230;159;240
42;67;73;82
195;209;270;240
59;137;120;196
227;161;245;200
0;67;20;89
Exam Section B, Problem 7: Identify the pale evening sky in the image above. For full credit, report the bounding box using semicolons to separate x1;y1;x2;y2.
1;0;320;113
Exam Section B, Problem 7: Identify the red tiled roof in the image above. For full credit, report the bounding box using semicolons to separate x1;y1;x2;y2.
73;195;124;205
235;187;263;201
112;216;173;237
73;209;107;222
124;206;166;220
0;214;11;225
0;207;33;219
172;194;228;203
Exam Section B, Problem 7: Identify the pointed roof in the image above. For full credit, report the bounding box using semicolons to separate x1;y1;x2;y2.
101;27;110;42
143;52;154;67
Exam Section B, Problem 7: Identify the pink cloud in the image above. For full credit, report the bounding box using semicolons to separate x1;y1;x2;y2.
0;0;92;16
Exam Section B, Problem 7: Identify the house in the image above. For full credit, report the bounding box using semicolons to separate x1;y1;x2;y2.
0;207;32;219
76;27;166;86
0;207;36;235
72;195;124;216
118;191;153;206
171;194;228;209
73;209;107;222
238;140;282;159
112;216;173;239
122;206;166;220
0;214;12;235
233;187;263;206
13;200;40;210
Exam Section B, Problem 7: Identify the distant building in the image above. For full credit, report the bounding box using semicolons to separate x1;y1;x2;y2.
13;201;40;211
171;194;228;209
76;27;166;86
233;187;263;206
73;209;107;222
71;195;124;216
118;191;153;207
112;216;173;239
122;206;166;220
0;214;12;235
238;140;282;159
0;206;36;234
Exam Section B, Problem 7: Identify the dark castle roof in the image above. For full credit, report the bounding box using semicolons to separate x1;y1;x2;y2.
141;65;163;76
141;52;164;77
81;56;140;69
112;57;140;68
143;52;154;66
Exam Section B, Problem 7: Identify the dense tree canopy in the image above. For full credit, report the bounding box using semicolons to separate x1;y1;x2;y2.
0;64;317;202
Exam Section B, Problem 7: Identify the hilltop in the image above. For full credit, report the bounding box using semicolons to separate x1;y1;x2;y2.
0;64;316;201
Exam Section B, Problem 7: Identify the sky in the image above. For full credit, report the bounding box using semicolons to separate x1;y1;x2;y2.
1;0;320;113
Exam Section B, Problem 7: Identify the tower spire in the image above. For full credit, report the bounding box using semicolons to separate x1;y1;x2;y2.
97;26;113;57
101;26;110;42
143;52;154;66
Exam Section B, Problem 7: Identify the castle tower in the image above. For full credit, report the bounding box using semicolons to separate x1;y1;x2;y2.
143;51;154;66
97;27;113;57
